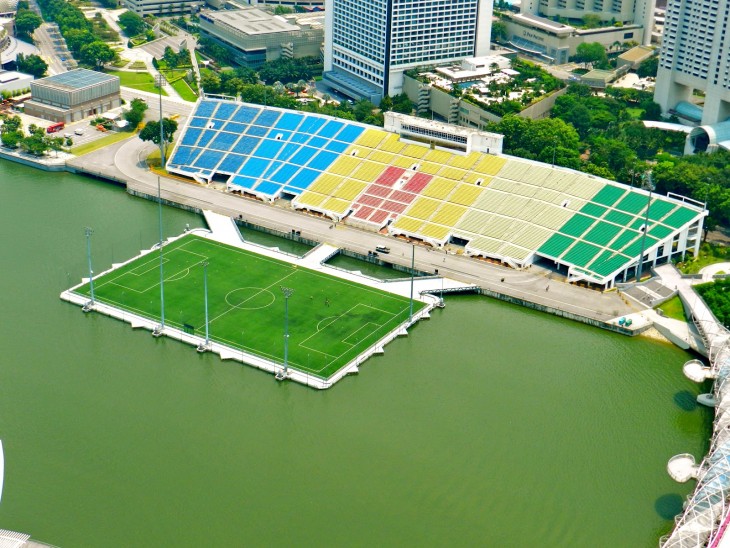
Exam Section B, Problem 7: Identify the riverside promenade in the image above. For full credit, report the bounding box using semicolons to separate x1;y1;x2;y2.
64;135;642;333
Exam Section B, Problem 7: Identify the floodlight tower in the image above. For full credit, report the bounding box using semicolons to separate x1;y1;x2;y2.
197;261;210;352
154;74;166;167
83;226;95;313
278;286;294;380
408;243;415;323
636;171;655;283
152;176;166;338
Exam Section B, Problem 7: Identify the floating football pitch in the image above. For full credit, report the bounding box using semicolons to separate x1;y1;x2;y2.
73;235;424;379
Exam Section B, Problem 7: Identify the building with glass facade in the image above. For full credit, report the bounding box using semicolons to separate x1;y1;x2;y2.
323;0;491;103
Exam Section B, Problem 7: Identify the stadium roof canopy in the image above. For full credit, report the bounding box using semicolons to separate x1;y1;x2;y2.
167;97;706;288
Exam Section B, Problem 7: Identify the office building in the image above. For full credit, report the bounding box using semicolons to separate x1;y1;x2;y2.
323;0;492;104
122;0;202;16
198;7;323;68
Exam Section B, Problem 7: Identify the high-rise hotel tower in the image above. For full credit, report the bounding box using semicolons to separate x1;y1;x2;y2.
323;0;492;103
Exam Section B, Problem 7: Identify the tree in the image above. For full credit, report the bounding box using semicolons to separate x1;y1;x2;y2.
14;10;43;41
80;41;116;69
582;14;602;28
491;21;507;42
139;118;178;161
574;42;608;69
637;57;659;78
16;53;48;78
163;46;178;69
20;132;49;156
1;131;23;149
123;98;148;129
200;72;221;94
391;93;414;114
65;28;96;54
118;10;145;37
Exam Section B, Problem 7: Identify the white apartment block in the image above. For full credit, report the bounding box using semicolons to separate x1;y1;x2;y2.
654;0;730;152
323;0;491;103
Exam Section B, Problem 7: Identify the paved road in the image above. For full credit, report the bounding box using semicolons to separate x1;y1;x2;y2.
68;131;639;323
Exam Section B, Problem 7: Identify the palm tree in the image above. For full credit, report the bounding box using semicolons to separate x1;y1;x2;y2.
322;93;331;105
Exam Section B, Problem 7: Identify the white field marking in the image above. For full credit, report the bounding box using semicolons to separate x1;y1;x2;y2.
109;281;145;294
342;322;380;345
195;237;411;306
127;256;171;277
224;287;276;310
166;268;191;282
207;270;297;326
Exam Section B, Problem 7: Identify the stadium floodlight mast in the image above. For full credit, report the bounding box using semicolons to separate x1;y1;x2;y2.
83;227;95;313
152;176;166;338
409;243;415;323
636;171;654;283
154;74;166;167
278;286;294;380
197;261;210;352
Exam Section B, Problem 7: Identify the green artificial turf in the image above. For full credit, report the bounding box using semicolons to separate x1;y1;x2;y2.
74;235;422;379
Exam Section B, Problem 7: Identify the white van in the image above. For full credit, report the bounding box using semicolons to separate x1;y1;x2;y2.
74;128;84;136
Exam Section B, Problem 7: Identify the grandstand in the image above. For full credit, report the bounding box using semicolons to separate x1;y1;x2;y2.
167;96;707;289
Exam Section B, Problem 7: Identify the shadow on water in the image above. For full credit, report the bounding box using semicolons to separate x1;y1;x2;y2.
655;493;685;520
675;390;699;411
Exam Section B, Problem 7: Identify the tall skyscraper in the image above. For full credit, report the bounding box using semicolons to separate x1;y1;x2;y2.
323;0;491;103
654;0;730;127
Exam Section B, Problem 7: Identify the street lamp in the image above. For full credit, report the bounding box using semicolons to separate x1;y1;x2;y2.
278;286;294;380
83;226;95;312
551;138;557;167
154;74;166;167
636;171;654;283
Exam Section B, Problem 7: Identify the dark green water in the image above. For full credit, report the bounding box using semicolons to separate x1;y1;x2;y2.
0;161;712;546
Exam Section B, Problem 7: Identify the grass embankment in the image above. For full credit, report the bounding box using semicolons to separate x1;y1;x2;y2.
655;296;687;322
169;78;198;102
105;70;168;95
72;131;136;156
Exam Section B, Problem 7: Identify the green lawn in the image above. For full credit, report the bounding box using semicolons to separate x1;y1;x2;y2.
170;78;198;102
71;130;136;156
106;70;168;95
656;295;686;321
74;235;423;379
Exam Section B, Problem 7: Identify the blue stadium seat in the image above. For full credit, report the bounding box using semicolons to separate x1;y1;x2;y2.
308;150;338;171
308;136;327;149
325;141;349;153
335;125;364;143
229;175;258;189
263;160;283;179
240;157;270;178
169;146;196;166
299;116;326;134
189;117;208;128
218;154;245;174
195;100;217;118
290;133;310;144
278;143;300;161
246;125;268;137
254;181;282;196
216;102;238;121
288;168;319;190
318;120;344;138
236;136;259;155
256;140;284;159
181;128;202;146
271;163;300;184
290;147;317;165
256;109;281;127
234;106;260;124
193;150;223;169
211;132;239;151
223;121;248;135
275;112;304;130
197;129;217;148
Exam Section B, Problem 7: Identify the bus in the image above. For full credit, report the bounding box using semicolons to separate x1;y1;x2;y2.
46;122;65;134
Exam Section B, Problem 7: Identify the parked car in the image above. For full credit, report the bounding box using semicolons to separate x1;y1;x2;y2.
74;128;84;135
375;246;391;254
